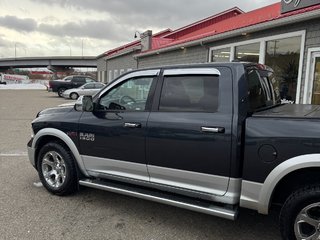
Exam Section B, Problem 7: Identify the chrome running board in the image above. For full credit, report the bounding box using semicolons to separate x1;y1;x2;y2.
79;179;238;220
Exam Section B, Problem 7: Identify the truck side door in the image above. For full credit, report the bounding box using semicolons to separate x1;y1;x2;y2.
146;67;233;196
78;70;159;181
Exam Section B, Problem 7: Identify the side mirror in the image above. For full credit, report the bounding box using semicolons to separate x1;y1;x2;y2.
74;96;83;111
82;95;94;112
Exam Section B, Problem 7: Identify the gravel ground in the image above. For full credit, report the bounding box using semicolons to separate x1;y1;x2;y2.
0;90;281;240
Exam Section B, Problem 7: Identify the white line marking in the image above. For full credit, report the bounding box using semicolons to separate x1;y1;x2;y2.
0;153;28;157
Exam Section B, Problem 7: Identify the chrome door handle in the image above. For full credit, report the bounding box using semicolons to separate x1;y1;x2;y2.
201;127;225;133
124;122;141;128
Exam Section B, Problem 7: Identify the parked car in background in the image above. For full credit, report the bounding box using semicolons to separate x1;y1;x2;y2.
48;75;97;97
62;82;105;100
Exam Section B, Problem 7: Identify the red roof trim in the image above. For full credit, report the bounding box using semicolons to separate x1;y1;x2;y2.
103;2;320;58
142;2;320;53
162;8;244;40
104;29;173;57
162;7;244;39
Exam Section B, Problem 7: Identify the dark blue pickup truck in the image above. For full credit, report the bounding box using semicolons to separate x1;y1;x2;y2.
28;62;320;239
48;75;96;97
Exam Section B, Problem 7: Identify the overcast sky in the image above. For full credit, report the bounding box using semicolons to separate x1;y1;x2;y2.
0;0;279;58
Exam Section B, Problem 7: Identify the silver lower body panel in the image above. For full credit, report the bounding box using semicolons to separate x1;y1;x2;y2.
79;178;238;220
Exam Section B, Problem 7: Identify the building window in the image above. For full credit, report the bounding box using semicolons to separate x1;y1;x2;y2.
211;48;230;62
108;70;112;82
235;43;260;62
113;69;118;79
265;36;301;102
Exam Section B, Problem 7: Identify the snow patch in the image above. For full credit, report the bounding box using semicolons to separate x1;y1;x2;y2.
0;83;47;90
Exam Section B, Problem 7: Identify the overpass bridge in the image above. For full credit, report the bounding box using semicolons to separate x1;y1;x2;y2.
0;56;97;71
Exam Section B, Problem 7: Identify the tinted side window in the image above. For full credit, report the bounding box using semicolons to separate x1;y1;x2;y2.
95;83;104;89
73;77;85;83
83;83;95;89
159;75;219;112
86;77;95;83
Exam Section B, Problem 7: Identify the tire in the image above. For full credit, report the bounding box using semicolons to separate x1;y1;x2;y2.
279;185;320;240
70;92;79;100
37;142;78;196
57;88;66;97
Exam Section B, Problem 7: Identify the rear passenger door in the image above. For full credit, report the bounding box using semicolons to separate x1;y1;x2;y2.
146;67;233;196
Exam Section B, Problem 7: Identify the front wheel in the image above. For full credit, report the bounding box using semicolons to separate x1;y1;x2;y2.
37;142;78;196
70;92;79;100
280;185;320;240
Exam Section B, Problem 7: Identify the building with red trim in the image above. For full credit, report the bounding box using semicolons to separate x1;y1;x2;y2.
97;0;320;104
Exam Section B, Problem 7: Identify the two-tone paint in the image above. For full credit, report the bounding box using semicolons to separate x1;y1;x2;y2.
28;62;320;215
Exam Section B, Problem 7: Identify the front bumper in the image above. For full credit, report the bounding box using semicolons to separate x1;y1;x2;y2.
62;92;70;98
27;138;36;169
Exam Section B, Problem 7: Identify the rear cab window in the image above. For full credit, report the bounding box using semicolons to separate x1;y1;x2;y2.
246;66;280;112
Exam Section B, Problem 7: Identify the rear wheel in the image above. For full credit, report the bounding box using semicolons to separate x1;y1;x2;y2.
280;185;320;240
57;88;66;97
37;142;78;196
70;92;79;100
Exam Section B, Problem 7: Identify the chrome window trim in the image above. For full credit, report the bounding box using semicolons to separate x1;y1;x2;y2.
32;128;89;177
98;69;160;98
163;68;221;76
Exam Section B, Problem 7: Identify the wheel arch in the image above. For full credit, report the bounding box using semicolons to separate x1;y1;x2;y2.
33;128;89;177
258;154;320;214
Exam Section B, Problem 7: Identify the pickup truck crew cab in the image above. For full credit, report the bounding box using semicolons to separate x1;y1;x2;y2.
48;75;96;97
28;63;320;239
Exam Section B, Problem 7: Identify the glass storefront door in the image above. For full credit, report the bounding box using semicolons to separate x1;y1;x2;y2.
311;53;320;104
265;36;301;103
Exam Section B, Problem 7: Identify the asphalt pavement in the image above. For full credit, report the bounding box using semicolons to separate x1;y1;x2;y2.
0;90;281;240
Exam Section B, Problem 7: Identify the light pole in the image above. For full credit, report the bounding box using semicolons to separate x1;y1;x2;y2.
14;43;26;58
82;39;84;57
